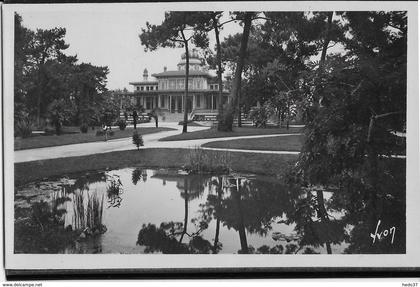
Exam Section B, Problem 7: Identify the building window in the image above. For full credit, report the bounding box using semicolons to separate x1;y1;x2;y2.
156;86;158;91
150;86;153;91
136;86;140;91
160;95;165;107
170;79;176;89
141;86;144;91
206;95;212;109
177;79;183;90
146;97;152;109
146;86;150;91
196;95;200;107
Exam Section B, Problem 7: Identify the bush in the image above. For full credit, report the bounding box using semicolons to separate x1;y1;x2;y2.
96;129;114;137
15;118;33;138
184;147;231;174
80;123;89;133
132;130;144;150
116;119;127;130
249;104;274;128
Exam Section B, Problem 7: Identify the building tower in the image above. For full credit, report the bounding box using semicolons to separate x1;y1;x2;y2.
143;68;148;81
177;48;202;71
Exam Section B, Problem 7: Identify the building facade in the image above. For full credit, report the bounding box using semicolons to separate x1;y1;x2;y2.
124;49;230;121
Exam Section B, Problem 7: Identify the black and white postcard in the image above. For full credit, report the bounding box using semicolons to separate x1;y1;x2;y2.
2;1;419;277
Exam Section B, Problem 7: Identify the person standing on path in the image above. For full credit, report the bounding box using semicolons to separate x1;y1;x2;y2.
149;109;159;128
132;110;138;129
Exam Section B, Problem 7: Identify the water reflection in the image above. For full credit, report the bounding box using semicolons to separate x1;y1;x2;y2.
132;168;148;185
106;174;124;208
14;167;405;254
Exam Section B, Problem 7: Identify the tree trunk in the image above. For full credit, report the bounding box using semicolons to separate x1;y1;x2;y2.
314;12;334;107
319;12;333;71
237;89;242;127
218;12;253;131
182;39;190;133
234;179;248;253
316;189;332;254
180;179;189;243
286;96;290;130
213;178;222;254
36;67;44;127
213;15;224;125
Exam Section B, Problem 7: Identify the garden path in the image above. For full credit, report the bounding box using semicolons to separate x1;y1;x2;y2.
14;122;301;163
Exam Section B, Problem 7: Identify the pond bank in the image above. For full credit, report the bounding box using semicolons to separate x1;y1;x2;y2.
14;148;299;187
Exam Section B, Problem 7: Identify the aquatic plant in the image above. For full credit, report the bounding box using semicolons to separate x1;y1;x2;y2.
72;190;106;234
14;200;77;253
106;174;124;208
73;191;85;230
184;147;231;174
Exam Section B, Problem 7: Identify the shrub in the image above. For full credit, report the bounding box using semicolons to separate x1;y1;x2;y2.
95;129;114;137
132;130;144;150
116;119;127;130
248;104;274;128
15;118;34;138
80;123;89;133
184;147;231;174
95;130;104;137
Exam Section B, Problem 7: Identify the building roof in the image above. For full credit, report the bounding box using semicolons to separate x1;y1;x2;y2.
152;70;213;78
129;81;158;85
131;89;229;95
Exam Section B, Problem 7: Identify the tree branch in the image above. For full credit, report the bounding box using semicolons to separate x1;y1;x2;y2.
186;34;194;42
218;18;237;28
350;81;363;96
169;37;184;43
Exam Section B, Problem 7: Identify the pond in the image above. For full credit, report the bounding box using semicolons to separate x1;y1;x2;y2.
14;167;405;254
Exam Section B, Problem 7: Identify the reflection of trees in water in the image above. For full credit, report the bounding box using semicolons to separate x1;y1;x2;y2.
281;186;346;254
62;171;106;194
136;222;214;254
285;158;406;254
136;174;217;254
331;159;406;254
197;175;299;253
178;175;207;244
132;168;148;185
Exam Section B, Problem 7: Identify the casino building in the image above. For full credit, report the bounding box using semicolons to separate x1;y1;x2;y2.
121;49;231;122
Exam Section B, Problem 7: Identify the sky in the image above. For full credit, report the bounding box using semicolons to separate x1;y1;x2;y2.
16;5;243;91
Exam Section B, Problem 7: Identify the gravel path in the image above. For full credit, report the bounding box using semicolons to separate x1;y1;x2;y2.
15;122;301;163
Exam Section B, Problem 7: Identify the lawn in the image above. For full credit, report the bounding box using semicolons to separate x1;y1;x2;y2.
159;126;303;141
14;126;175;150
202;134;304;152
15;148;299;186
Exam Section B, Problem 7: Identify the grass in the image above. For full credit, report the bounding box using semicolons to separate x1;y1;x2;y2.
202;134;304;152
14;126;175;151
159;126;303;141
15;148;299;187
